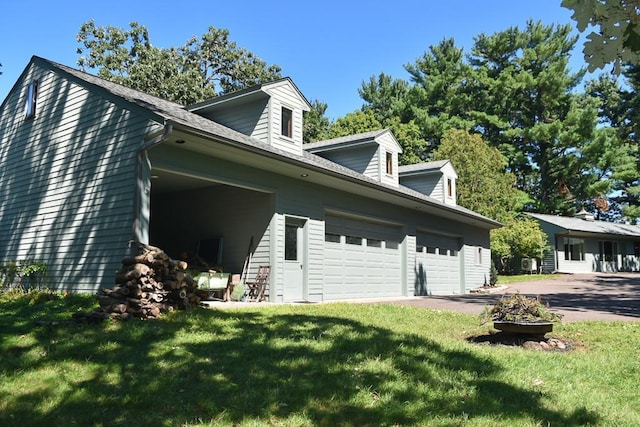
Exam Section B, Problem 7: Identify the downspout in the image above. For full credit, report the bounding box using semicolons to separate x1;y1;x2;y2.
133;123;173;246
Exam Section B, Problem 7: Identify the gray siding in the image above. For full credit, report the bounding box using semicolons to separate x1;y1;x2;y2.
197;98;270;143
400;174;442;199
0;63;161;291
314;145;378;177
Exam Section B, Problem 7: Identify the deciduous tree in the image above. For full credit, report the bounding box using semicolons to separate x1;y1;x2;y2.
76;20;281;105
325;110;382;139
490;216;550;273
431;130;528;221
562;0;640;74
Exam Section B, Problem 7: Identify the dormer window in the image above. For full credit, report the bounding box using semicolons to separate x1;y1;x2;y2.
447;178;453;198
281;107;293;138
25;80;38;119
386;151;393;175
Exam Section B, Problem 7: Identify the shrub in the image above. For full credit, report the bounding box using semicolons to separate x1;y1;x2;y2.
489;261;498;286
0;260;48;289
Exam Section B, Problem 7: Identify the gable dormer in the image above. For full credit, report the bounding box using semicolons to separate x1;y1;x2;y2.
304;129;402;187
187;77;311;155
398;160;458;206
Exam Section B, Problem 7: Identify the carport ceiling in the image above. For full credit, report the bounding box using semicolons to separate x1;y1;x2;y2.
151;169;219;194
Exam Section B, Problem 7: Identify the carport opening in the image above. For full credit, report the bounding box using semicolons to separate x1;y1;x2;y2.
148;169;272;276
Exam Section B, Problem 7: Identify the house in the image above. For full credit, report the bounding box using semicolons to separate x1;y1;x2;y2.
0;56;500;300
529;211;640;273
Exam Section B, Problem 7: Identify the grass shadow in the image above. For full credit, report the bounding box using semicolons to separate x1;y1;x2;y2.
0;296;600;426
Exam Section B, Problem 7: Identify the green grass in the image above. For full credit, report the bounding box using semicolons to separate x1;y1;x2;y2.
497;273;558;284
1;289;639;426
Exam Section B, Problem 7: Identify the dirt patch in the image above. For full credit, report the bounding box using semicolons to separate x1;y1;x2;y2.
468;332;575;352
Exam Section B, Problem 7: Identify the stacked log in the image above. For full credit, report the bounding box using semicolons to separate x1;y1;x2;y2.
96;243;200;320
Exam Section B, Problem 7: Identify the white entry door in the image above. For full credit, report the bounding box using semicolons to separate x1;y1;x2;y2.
284;217;306;301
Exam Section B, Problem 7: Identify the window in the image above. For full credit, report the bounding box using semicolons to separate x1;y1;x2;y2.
281;107;293;138
285;224;298;261
386;151;393;175
564;237;585;261
475;247;482;265
325;233;341;243
600;241;618;262
345;236;362;246
447;178;453;198
367;239;382;248
386;241;399;250
25;80;38;119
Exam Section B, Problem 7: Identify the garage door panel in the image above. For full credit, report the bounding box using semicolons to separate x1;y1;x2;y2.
324;215;403;300
416;232;461;294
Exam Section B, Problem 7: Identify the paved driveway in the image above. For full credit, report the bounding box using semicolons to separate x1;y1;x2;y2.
387;272;640;322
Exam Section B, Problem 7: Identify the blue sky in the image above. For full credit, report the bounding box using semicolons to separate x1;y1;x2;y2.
1;1;582;119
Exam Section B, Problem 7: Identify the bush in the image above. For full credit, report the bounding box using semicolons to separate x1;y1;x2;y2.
489;261;498;286
0;260;48;289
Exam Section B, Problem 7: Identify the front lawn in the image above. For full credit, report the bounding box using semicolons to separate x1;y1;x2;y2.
497;273;558;284
1;289;638;426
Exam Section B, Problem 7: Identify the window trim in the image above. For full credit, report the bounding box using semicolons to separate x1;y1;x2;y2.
564;237;585;261
385;151;393;175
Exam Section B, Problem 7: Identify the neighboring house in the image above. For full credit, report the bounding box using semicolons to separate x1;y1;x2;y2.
529;211;640;273
0;56;500;300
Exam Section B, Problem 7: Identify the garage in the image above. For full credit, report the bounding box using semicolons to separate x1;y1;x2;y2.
323;214;404;300
415;232;462;295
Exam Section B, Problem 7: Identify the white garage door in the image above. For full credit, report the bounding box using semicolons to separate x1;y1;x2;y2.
323;215;403;300
415;232;461;294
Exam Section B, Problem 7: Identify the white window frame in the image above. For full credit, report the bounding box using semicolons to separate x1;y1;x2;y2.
281;106;293;138
385;151;393;175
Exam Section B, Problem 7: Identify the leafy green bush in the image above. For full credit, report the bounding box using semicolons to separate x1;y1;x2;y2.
0;259;48;289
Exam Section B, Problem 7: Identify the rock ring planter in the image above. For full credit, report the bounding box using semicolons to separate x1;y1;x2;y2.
493;321;554;335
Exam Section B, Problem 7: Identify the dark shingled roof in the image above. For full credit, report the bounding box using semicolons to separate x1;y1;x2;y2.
304;129;390;151
34;56;500;228
398;160;452;174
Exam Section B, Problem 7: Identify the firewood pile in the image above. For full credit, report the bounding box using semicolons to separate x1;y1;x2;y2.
88;243;201;321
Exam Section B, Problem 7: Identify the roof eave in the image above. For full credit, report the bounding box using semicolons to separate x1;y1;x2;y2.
169;121;501;229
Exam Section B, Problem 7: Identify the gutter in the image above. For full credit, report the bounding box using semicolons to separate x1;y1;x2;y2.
133;123;173;244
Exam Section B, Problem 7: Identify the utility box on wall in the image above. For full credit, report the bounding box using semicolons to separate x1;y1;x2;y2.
521;258;538;273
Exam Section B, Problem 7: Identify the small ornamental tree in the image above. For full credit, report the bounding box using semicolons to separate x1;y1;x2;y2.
491;216;549;273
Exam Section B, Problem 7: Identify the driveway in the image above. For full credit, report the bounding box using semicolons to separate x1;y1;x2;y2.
386;272;640;322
